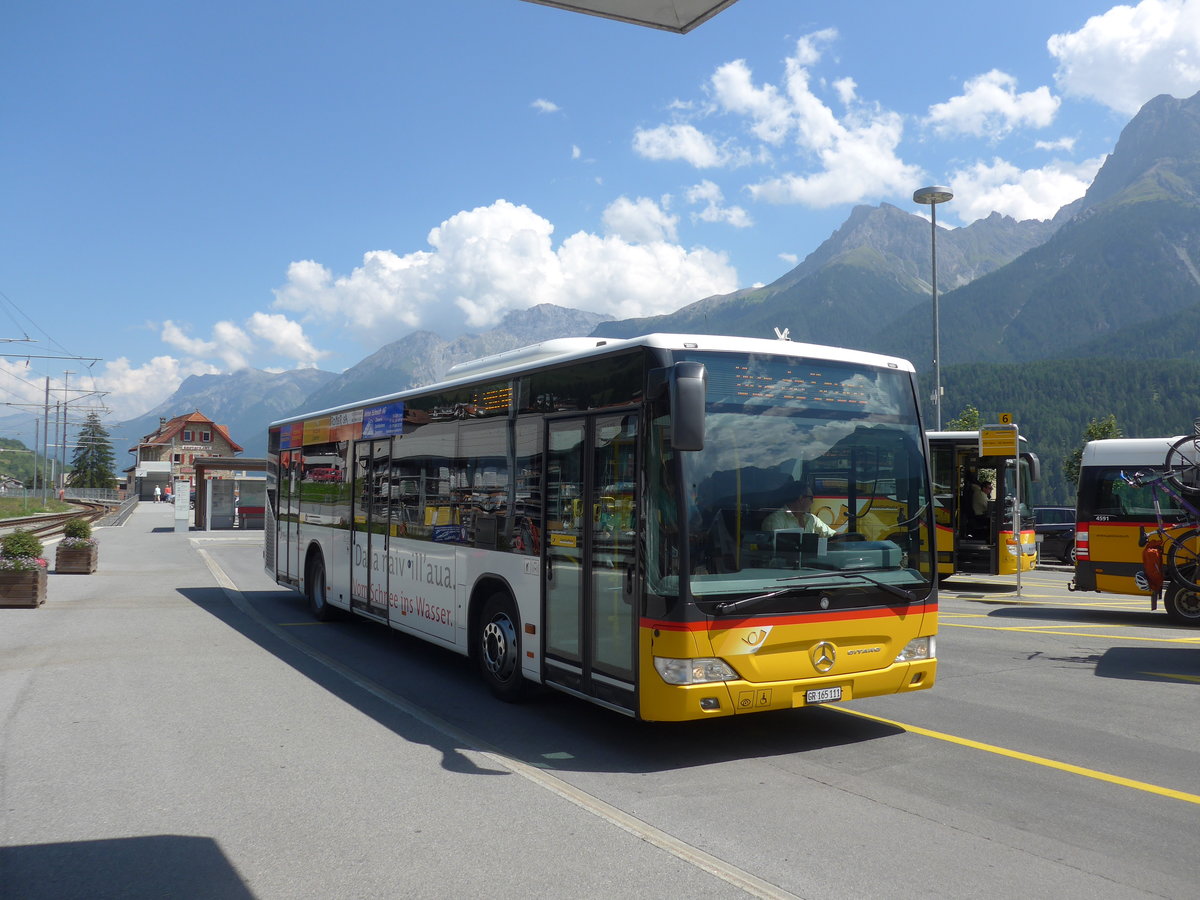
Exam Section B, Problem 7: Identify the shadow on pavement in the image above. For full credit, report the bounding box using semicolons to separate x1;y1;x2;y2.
1094;646;1200;684
982;604;1177;629
0;835;254;900
940;579;1019;595
175;582;905;781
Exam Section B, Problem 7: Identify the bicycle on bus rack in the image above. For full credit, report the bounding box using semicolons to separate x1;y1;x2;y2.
1119;464;1200;596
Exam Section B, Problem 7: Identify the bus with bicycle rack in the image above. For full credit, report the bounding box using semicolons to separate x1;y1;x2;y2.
926;431;1040;581
265;333;938;721
1071;436;1200;625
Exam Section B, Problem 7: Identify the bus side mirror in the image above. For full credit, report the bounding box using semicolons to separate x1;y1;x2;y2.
1024;451;1042;482
671;361;706;451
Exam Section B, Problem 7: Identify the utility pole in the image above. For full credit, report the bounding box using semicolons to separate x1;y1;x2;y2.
42;378;50;505
60;370;73;497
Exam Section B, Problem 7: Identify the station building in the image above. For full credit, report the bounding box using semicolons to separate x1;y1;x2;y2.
127;410;243;501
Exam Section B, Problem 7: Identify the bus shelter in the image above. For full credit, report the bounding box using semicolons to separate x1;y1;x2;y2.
193;457;267;531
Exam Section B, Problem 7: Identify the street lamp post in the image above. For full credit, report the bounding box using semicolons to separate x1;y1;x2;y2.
913;185;953;430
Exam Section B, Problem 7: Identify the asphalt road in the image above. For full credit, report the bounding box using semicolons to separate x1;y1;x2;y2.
4;506;1198;899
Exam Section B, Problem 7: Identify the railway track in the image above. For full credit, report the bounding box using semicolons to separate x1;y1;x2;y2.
0;503;110;542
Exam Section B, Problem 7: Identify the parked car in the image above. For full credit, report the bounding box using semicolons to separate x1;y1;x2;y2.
1034;506;1076;564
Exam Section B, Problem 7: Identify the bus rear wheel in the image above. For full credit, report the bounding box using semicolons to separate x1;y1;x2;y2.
306;554;337;621
1164;582;1200;626
478;592;526;701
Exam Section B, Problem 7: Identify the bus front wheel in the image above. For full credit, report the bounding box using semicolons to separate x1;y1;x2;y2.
478;592;526;701
1164;582;1200;626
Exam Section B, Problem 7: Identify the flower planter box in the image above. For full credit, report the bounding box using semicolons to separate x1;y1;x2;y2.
0;569;47;607
56;546;98;574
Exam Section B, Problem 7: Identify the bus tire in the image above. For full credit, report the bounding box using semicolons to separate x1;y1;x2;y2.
306;553;337;621
1164;582;1200;626
477;592;526;702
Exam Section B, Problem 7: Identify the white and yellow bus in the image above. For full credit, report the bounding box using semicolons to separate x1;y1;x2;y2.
1071;436;1200;625
266;334;938;721
926;431;1040;580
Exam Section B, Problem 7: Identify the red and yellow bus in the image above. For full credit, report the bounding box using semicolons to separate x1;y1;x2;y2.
266;334;937;721
926;431;1040;580
1071;436;1200;624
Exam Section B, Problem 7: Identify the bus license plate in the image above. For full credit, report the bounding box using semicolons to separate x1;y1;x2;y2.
806;686;842;704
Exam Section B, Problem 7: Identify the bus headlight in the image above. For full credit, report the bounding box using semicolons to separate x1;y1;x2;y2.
894;636;935;663
654;657;739;685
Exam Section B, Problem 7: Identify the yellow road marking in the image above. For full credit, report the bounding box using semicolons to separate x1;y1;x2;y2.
1142;672;1200;683
941;621;1200;643
839;708;1200;806
947;594;1140;607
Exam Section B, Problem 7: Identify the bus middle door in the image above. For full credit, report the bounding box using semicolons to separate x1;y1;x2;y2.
351;439;392;619
544;412;639;714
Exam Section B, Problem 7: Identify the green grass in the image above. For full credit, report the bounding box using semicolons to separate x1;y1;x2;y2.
0;496;75;520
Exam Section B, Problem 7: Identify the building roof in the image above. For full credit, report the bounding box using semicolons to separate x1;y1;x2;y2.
520;0;738;33
133;410;244;454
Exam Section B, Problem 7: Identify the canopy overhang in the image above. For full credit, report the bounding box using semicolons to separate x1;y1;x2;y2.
520;0;740;33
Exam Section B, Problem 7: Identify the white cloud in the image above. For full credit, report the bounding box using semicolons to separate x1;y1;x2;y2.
1049;0;1200;114
532;98;560;113
571;144;581;159
926;70;1060;139
159;315;324;373
161;320;216;357
1036;136;1077;152
632;123;734;168
684;180;753;227
209;321;254;370
645;30;923;207
748;110;922;206
0;358;58;411
602;195;679;243
95;355;220;421
710;59;801;146
246;313;329;368
832;77;857;105
947;155;1107;222
272;199;737;339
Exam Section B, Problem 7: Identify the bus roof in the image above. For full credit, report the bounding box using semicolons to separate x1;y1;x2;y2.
926;430;1031;446
1080;436;1184;467
271;333;917;427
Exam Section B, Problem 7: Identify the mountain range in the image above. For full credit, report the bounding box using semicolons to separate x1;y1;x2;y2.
41;90;1200;501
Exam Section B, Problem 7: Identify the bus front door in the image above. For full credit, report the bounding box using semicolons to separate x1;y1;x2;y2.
544;413;639;714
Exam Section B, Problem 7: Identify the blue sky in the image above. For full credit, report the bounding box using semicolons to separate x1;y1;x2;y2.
3;0;1199;427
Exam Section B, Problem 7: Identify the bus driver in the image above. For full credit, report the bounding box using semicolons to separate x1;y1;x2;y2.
763;482;838;537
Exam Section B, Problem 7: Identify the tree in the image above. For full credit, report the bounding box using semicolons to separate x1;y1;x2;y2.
1062;414;1122;486
945;404;981;430
68;412;117;489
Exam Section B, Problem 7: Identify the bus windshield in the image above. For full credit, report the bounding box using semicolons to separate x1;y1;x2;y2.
651;351;932;601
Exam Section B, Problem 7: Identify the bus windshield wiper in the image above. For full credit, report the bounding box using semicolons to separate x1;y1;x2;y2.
836;573;917;602
778;570;919;603
710;574;834;615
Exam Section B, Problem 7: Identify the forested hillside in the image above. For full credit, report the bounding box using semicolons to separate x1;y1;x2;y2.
0;438;47;487
938;358;1200;504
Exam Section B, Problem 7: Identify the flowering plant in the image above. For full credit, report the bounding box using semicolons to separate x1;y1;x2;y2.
0;555;48;571
1;529;44;561
60;536;98;550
